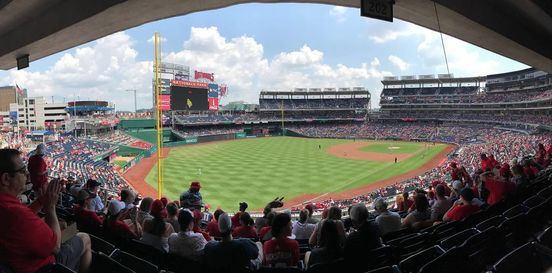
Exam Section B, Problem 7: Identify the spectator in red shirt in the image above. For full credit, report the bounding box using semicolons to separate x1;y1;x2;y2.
263;213;299;267
231;202;248;228
233;212;258;240
397;192;413;212
480;153;492;172
259;212;276;241
443;188;480;222
74;189;103;235
481;171;515;205
0;149;91;273
206;209;224;238
488;154;500;169
27;144;48;191
448;162;462;182
535;143;548;167
192;209;212;241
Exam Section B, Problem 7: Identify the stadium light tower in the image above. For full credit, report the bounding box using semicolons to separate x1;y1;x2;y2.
125;89;137;113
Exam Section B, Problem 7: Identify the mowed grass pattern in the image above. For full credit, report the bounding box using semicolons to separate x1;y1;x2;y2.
359;142;425;154
145;137;448;210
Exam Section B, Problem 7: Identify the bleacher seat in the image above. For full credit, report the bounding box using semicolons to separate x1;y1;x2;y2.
439;228;479;251
365;265;401;273
306;258;344;273
397;233;431;259
475;215;505;231
522;195;544;208
123;239;166;266
492;242;552;273
382;228;412;242
502;204;527;219
257;267;302;273
91;251;135;273
399;246;445;273
48;264;76;273
460;209;489;227
109;249;158;273
418;246;468;273
385;233;418;247
431;221;465;241
537;226;552;248
162;254;201;273
498;213;530;246
366;245;395;271
89;234;116;256
537;186;552;199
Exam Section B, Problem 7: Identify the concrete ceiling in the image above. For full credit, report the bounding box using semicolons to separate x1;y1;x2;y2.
0;0;551;72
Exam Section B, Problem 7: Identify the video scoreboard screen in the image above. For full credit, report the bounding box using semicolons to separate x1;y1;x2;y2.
170;86;209;111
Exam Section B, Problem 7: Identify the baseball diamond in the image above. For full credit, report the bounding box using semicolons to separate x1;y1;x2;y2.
125;137;450;211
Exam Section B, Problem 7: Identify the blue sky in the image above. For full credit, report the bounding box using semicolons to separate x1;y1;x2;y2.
0;3;528;110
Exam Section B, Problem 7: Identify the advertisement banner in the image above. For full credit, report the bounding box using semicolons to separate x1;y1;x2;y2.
9;111;17;121
171;79;209;89
194;70;214;82
159;95;171;111
235;132;246;139
208;97;219;111
208;83;219;98
185;137;198;144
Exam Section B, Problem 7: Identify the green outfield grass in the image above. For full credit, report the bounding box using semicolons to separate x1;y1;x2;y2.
359;142;426;154
145;137;448;211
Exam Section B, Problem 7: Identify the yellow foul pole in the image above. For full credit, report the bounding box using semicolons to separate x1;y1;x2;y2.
154;32;163;199
280;100;284;135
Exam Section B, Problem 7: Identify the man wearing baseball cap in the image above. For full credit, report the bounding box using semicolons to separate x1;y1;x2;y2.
443;188;480;222
85;179;104;212
180;181;203;209
74;189;103;234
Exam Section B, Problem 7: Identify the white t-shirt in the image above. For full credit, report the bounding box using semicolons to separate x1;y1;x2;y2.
375;210;402;235
168;231;207;261
292;221;316;240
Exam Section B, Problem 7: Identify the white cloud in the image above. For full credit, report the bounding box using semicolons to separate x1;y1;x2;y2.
329;6;348;23
370;30;407;43
0;27;394;110
388;55;410;71
147;35;168;43
0;32;153;111
165;27;391;107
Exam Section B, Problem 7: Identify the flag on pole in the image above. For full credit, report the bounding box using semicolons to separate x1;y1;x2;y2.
219;84;228;97
15;84;24;96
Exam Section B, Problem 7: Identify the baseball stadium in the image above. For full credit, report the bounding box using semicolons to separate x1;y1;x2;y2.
1;1;552;273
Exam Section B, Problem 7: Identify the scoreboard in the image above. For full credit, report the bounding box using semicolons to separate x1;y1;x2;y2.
170;86;209;111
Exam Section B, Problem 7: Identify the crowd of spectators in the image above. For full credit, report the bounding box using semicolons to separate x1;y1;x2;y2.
287;122;495;144
41;137;128;195
84;132;152;150
380;86;552;105
259;98;368;110
383;111;552;126
172;126;244;137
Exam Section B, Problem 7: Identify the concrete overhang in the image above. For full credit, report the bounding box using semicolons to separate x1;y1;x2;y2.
0;0;550;71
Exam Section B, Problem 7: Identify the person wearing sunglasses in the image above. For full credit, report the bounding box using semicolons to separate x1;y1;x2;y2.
0;149;92;273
